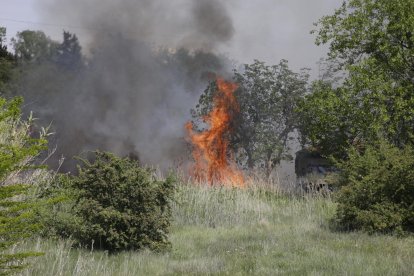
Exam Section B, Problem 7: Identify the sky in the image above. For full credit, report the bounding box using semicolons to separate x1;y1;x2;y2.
0;0;342;73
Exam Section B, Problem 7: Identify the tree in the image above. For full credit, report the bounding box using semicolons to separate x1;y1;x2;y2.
0;27;16;96
0;97;48;274
299;0;414;156
12;30;58;63
0;28;14;61
297;79;380;159
298;0;414;234
11;31;84;162
193;60;309;177
314;0;414;78
55;31;82;70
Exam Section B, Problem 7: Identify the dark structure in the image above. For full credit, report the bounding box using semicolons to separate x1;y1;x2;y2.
295;148;335;193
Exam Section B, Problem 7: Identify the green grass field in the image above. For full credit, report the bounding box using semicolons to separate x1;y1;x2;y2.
15;184;414;275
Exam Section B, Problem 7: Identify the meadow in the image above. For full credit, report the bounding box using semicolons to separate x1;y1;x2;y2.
14;183;414;276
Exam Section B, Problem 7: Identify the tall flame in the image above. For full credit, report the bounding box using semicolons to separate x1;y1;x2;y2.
185;78;245;187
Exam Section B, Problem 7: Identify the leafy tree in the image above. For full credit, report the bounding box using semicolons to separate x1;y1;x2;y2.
0;97;48;275
12;30;58;63
0;28;16;96
298;0;414;234
0;28;14;62
193;60;309;177
314;0;414;78
55;31;82;70
299;0;414;156
11;30;84;156
297;78;380;159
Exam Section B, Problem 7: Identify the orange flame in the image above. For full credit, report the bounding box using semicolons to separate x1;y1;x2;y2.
185;78;245;187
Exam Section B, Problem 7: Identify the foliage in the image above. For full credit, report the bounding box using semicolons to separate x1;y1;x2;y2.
297;80;378;158
299;0;414;156
54;32;82;70
12;30;59;63
0;98;48;179
11;30;83;71
314;0;414;74
0;185;44;275
0;97;48;275
11;30;85;168
193;60;309;177
34;173;80;240
68;151;175;252
297;0;414;235
333;141;414;234
0;27;17;96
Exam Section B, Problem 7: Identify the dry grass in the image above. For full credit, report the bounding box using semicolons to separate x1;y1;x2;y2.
10;181;414;275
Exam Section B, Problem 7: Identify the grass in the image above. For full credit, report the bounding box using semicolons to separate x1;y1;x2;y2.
12;183;414;275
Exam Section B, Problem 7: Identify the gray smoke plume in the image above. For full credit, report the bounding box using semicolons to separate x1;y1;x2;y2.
22;0;235;170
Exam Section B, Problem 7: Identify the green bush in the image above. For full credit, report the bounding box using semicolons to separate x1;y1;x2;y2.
333;141;414;234
0;97;48;275
35;173;81;240
69;151;175;252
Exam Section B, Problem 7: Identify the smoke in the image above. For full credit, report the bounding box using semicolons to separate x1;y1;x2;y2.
185;0;235;50
22;0;236;170
37;0;234;51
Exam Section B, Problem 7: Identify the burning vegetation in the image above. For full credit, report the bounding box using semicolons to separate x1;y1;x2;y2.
185;78;245;187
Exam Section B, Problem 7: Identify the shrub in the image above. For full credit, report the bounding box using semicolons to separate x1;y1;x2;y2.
70;151;175;252
333;141;414;234
35;173;81;240
0;97;48;274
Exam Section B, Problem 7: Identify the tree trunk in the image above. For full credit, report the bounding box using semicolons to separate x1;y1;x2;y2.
246;150;254;169
265;152;273;181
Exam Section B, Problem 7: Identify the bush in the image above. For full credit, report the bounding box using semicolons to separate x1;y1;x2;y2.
333;141;414;234
35;173;81;240
69;151;175;252
0;97;48;274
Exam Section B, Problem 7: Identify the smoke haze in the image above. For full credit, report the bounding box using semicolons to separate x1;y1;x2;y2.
21;0;236;170
4;0;343;177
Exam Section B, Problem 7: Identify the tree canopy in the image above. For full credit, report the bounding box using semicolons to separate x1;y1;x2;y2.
0;27;17;96
193;60;309;177
298;0;414;157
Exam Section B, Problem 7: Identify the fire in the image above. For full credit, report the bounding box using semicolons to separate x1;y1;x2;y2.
185;78;245;187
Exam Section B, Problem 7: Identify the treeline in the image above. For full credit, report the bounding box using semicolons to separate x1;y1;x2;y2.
0;26;230;172
0;29;82;94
